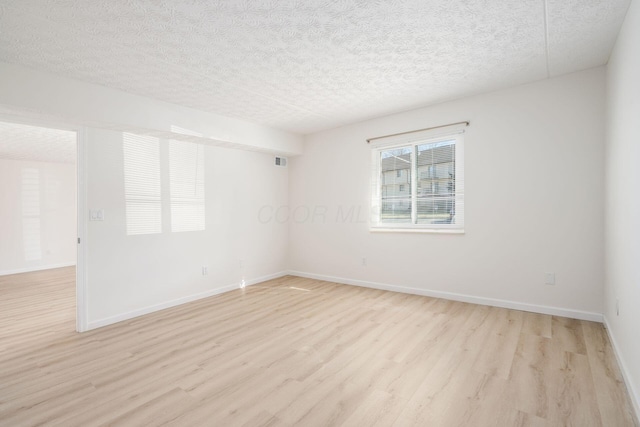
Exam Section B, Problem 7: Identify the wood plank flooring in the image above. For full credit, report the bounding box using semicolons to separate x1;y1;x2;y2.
0;267;637;426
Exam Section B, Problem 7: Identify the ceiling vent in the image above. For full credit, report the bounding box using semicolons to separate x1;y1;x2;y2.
275;156;287;167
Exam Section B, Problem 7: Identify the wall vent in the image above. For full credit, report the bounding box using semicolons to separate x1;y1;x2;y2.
275;156;287;167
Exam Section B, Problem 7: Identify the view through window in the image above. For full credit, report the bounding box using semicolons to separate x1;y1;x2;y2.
372;130;464;231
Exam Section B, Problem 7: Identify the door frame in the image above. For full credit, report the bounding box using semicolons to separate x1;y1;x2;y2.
75;127;88;332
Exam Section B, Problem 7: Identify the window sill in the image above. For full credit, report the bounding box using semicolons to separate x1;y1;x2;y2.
369;227;465;234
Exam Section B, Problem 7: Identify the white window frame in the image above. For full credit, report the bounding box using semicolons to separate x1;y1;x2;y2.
370;125;465;233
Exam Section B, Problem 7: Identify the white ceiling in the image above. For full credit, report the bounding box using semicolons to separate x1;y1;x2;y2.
0;121;76;164
0;0;630;135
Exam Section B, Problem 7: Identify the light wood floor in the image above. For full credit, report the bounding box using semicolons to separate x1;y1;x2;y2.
0;268;637;426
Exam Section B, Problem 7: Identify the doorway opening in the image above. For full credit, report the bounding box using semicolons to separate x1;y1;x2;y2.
0;120;83;335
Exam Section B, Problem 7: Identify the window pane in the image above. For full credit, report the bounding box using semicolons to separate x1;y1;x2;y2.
380;147;412;223
21;168;42;261
169;140;205;232
123;133;162;235
416;140;456;225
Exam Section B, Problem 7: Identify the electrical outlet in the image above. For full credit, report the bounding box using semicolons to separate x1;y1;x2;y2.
616;298;619;316
202;266;208;276
362;257;367;266
545;273;555;286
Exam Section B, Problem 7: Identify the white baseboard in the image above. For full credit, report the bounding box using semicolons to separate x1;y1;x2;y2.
85;268;602;329
603;316;640;424
287;270;603;322
86;271;288;331
0;263;76;277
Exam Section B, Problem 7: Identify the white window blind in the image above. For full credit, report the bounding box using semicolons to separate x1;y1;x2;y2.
123;133;162;235
21;168;42;260
169;140;205;232
371;123;465;232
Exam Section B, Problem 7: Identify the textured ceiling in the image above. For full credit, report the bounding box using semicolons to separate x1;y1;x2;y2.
0;0;630;135
0;121;76;164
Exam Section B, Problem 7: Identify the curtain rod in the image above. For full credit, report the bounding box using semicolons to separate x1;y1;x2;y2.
366;120;469;143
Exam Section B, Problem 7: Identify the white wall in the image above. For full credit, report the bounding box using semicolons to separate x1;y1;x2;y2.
605;0;640;416
0;158;76;275
289;67;605;319
86;128;288;327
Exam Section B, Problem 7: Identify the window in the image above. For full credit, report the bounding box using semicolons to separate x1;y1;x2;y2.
371;124;465;232
169;140;205;232
396;170;401;178
123;133;162;235
21;168;42;260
